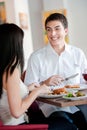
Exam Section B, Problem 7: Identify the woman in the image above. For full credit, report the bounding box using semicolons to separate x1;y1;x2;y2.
0;23;50;125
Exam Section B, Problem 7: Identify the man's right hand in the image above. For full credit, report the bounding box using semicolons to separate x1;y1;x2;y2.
41;75;64;86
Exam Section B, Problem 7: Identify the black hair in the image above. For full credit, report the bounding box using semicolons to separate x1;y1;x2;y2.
0;23;24;98
45;13;68;29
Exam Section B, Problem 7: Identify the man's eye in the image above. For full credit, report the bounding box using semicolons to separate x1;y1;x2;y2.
55;27;60;30
46;28;51;32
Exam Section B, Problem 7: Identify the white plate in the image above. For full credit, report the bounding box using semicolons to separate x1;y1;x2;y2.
66;84;87;91
63;94;87;100
39;93;66;99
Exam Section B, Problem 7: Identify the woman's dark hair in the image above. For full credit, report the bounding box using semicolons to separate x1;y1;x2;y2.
0;23;24;98
45;13;68;29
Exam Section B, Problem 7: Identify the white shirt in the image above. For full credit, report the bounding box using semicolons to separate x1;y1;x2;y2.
0;80;29;125
24;43;87;117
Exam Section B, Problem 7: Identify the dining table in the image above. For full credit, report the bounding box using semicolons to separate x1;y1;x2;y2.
37;89;87;107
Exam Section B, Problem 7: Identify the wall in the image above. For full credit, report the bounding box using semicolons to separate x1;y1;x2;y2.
67;0;87;57
2;0;33;70
1;0;87;69
27;0;65;51
28;0;87;58
28;0;44;51
43;0;64;10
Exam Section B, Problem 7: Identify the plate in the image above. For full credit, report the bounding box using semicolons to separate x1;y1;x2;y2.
66;84;87;91
39;93;66;99
63;94;87;100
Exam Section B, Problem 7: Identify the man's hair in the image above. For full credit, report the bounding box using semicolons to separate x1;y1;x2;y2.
45;13;68;29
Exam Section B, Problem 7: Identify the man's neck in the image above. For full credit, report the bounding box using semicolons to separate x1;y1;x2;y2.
52;43;65;55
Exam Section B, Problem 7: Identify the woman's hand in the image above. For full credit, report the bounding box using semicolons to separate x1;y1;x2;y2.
28;83;51;94
36;84;52;95
37;84;52;95
28;82;40;91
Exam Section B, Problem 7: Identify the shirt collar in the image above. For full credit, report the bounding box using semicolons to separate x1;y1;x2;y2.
64;43;72;54
47;43;71;55
47;43;58;56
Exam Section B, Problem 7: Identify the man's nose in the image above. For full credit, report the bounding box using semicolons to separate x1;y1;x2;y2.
51;30;56;35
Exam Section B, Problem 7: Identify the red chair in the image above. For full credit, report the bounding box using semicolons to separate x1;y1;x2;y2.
0;120;48;130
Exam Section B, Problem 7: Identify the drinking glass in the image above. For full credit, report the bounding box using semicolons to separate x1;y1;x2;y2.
82;69;87;83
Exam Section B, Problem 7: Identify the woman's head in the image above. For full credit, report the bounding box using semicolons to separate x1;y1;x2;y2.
0;23;24;98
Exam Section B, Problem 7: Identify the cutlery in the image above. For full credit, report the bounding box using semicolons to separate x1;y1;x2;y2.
50;73;79;91
62;73;79;81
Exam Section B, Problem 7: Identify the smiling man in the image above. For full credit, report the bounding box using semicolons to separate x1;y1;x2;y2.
24;13;87;130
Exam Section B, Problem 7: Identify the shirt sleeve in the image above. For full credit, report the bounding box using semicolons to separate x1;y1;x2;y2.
24;54;40;86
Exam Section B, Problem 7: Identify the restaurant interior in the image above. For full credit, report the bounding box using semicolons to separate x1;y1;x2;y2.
0;0;87;129
1;0;87;70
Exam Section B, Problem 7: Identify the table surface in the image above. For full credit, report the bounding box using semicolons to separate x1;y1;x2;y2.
37;90;87;107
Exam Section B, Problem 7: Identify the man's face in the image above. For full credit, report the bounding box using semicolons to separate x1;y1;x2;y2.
46;20;68;47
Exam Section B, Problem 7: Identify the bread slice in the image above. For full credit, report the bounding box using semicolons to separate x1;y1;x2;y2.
65;84;80;88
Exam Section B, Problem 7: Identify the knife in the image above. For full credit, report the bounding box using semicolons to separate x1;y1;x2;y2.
62;73;79;81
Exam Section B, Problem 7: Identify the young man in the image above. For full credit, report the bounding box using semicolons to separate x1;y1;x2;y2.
24;13;87;130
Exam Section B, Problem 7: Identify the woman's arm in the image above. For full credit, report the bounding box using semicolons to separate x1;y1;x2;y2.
5;68;50;118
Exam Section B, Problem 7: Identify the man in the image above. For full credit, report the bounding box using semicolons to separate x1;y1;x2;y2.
24;13;87;130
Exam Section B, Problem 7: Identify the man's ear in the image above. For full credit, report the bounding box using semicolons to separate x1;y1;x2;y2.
65;28;68;35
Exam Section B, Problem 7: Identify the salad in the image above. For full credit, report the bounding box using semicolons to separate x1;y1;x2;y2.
65;91;85;97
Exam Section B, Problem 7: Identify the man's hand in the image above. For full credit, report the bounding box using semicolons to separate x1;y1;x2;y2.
41;75;64;86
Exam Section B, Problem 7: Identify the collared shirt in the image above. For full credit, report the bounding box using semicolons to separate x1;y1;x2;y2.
24;43;87;117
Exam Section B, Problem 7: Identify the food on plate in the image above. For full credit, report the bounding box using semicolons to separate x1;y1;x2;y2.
64;84;80;88
53;87;67;94
75;91;85;97
65;91;85;97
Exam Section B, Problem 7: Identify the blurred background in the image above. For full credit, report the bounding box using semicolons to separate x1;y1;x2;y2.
0;0;87;70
